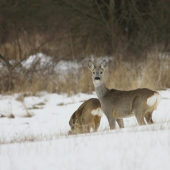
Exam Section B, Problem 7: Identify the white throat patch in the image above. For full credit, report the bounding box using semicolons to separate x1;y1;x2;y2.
93;81;102;87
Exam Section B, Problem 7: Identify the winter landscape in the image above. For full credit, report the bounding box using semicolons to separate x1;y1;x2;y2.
0;54;170;170
1;1;170;170
0;88;170;170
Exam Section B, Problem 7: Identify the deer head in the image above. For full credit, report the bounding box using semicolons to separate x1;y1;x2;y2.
88;60;107;87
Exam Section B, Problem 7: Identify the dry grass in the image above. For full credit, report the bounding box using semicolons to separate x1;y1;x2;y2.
1;121;170;144
0;51;170;95
0;130;69;145
54;54;170;94
106;52;170;91
0;114;15;119
16;94;34;117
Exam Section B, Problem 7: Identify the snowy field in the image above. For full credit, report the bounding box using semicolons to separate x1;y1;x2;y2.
0;90;170;170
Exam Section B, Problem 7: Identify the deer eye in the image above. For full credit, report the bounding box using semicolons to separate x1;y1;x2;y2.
93;72;95;74
100;72;102;74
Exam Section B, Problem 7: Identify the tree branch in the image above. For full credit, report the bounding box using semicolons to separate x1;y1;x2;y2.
0;53;12;68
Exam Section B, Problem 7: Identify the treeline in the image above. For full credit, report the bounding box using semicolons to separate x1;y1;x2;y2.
0;0;170;61
0;0;170;93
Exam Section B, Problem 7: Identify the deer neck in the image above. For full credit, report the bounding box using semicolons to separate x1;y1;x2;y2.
95;82;109;100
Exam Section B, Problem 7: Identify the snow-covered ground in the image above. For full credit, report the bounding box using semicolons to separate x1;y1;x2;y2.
0;90;170;170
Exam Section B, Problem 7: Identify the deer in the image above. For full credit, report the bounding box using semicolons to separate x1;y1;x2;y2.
88;60;161;129
69;98;103;134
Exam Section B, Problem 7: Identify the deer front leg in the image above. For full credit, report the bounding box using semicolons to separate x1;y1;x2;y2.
109;118;116;130
94;116;101;132
116;119;124;128
105;113;116;130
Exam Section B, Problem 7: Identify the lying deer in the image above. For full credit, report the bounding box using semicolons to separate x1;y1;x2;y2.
69;98;103;134
88;60;161;129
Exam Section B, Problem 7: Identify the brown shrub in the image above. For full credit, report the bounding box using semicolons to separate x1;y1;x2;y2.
0;51;170;95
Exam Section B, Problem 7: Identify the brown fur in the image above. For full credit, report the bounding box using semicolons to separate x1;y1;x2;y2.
69;98;102;135
88;60;161;129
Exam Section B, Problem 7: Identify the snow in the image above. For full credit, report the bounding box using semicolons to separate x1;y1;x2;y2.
21;53;52;69
0;90;170;170
1;129;170;170
55;60;81;73
21;53;113;75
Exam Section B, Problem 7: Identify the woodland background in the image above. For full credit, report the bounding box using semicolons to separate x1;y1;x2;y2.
0;0;170;94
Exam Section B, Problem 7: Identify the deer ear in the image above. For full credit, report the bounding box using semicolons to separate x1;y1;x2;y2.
100;60;107;70
88;60;95;71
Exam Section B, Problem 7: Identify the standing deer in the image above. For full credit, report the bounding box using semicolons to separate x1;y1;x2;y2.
69;98;103;134
88;60;161;129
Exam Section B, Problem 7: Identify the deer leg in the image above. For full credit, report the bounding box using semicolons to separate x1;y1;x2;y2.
132;96;146;126
134;112;146;125
94;116;101;132
109;118;116;129
82;124;90;133
106;114;116;129
145;112;154;124
89;122;95;132
116;119;124;128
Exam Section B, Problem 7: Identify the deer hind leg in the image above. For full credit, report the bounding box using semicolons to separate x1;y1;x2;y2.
94;116;101;132
81;117;90;133
133;107;146;125
134;111;146;125
82;124;90;133
88;121;96;132
132;96;146;125
116;119;124;128
145;111;154;124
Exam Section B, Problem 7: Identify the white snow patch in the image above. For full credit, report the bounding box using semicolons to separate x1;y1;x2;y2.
156;92;161;106
55;60;80;71
0;90;170;170
21;53;52;69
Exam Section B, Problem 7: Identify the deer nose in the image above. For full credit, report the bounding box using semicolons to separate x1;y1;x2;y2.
95;77;100;80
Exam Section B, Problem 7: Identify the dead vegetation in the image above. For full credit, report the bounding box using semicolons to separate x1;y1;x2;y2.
0;50;170;95
0;1;170;94
0;114;15;119
16;93;34;117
